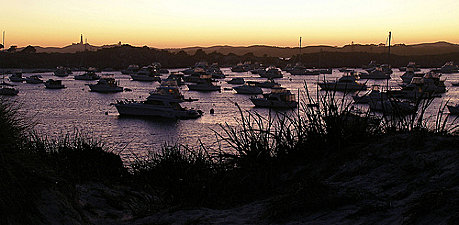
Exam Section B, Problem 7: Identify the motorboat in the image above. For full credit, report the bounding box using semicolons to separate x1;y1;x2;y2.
54;67;72;77
317;68;332;74
114;84;202;119
369;99;416;115
365;64;392;75
121;65;140;74
399;62;421;72
0;76;18;95
438;61;458;74
227;77;245;85
181;62;209;75
250;87;297;108
207;66;225;79
74;69;100;80
233;83;263;94
447;104;459;115
130;74;161;82
88;77;123;93
131;65;161;82
183;71;214;83
388;73;446;100
25;75;44;84
401;71;446;93
289;67;321;75
451;82;459;86
259;67;283;79
166;72;184;86
187;80;221;92
359;67;391;79
44;79;66;89
9;72;25;82
250;67;267;75
231;63;250;72
400;68;424;83
250;79;280;88
318;72;368;92
352;85;387;104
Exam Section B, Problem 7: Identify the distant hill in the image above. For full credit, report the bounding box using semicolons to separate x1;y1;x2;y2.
167;41;459;57
16;43;119;53
13;41;459;57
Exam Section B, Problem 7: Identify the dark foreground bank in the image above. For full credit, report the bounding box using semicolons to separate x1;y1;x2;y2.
1;92;458;224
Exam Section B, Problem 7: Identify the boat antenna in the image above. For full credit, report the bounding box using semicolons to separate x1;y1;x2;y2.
2;31;4;50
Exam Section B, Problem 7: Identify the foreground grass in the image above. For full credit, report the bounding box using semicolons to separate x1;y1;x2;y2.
1;87;458;224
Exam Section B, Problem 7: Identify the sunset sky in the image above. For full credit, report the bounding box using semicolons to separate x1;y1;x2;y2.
1;0;458;48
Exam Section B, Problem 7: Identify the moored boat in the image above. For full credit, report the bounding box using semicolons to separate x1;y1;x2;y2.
114;83;202;119
25;75;44;84
44;79;66;89
74;69;100;80
250;87;297;108
54;67;72;77
9;72;25;82
233;83;263;94
318;72;367;92
88;77;123;93
227;77;245;85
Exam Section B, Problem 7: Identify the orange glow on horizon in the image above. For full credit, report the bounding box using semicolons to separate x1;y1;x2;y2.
1;0;458;49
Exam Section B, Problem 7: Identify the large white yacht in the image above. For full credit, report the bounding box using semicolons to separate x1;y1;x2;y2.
114;81;202;119
250;87;297;108
88;77;123;93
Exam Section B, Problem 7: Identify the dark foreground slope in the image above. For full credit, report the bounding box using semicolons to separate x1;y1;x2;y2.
0;97;458;224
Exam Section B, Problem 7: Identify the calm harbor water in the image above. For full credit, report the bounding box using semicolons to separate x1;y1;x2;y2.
3;68;459;163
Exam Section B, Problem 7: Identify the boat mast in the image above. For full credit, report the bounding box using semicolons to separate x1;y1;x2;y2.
386;31;391;91
2;31;4;50
299;37;302;64
388;31;391;64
